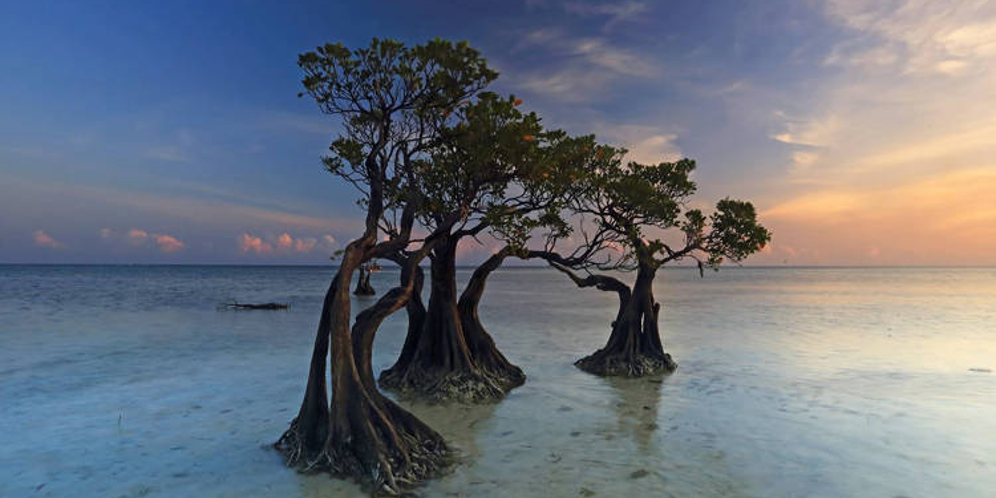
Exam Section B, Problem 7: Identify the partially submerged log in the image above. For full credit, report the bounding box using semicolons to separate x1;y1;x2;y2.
224;302;289;310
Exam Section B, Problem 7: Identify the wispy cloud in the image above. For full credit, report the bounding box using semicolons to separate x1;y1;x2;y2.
511;27;660;101
258;111;331;135
563;1;649;31
824;0;996;75
294;237;318;253
589;122;682;164
770;113;838;148
767;1;996;188
32;230;64;249
731;0;996;264
127;228;149;245
12;178;357;235
145;146;189;162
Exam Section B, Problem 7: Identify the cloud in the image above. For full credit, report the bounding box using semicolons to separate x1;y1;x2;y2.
770;113;838;148
97;228;184;253
127;228;149;245
570;38;657;77
237;232;334;255
516;67;614;103
145;129;196;163
590;122;682;164
511;28;660;101
32;230;64;249
154;234;185;253
258;111;330;135
5;179;358;237
239;233;273;254
790;151;820;176
824;0;996;75
276;232;294;250
771;0;996;188
563;1;649;31
294;237;317;253
624;133;681;164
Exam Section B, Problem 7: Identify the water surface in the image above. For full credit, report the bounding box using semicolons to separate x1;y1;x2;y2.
1;265;993;497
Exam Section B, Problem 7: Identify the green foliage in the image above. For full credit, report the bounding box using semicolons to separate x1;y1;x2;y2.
299;38;496;119
702;198;771;267
298;38;771;272
298;38;497;214
554;148;770;271
411;90;608;251
416;92;543;219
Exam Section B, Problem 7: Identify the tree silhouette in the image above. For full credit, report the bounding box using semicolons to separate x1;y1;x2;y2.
532;149;771;376
275;38;496;494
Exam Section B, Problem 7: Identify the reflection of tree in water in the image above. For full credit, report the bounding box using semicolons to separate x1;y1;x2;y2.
606;375;666;454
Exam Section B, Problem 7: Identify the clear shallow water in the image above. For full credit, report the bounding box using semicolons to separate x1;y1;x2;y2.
1;265;993;498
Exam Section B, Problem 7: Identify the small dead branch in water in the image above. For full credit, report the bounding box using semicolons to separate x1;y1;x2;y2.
223;302;290;310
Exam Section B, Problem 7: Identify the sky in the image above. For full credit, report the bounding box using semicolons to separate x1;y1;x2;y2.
2;0;995;265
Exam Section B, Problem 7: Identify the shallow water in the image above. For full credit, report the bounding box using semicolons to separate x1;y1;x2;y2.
1;265;994;498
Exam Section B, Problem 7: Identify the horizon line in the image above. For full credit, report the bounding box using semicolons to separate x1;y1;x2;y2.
2;263;995;270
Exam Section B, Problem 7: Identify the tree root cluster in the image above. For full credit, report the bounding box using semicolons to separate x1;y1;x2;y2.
275;417;451;496
575;351;677;377
379;366;523;404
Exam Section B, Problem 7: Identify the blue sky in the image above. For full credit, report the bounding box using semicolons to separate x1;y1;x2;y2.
3;0;995;264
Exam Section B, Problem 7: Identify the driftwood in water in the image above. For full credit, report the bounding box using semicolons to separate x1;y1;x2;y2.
224;302;289;310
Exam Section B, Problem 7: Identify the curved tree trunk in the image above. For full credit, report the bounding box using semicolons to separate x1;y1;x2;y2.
275;241;450;495
550;261;677;377
279;273;338;461
457;247;525;390
388;262;426;374
380;237;522;402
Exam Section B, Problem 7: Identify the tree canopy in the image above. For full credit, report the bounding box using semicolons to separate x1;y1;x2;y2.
537;148;771;274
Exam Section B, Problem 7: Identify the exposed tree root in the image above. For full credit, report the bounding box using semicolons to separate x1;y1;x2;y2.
575;350;677;377
275;406;452;496
379;365;521;403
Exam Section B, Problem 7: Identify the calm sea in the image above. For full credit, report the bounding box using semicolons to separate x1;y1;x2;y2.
1;265;993;497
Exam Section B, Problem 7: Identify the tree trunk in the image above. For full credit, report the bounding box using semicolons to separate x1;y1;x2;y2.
574;260;677;377
354;266;376;296
275;243;450;495
389;263;426;374
457;247;525;390
380;237;522;402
